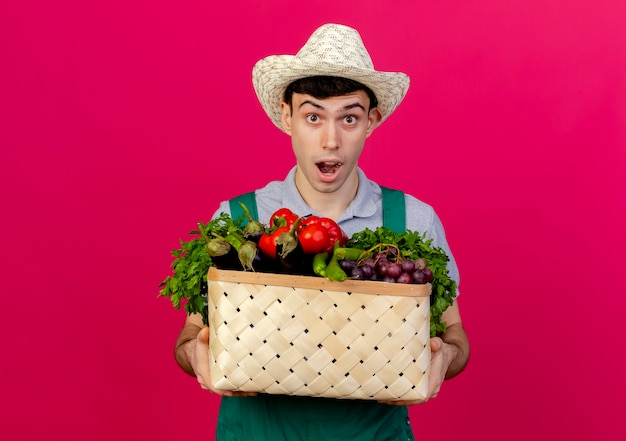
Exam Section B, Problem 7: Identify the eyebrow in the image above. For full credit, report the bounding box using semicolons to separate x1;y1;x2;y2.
299;99;366;113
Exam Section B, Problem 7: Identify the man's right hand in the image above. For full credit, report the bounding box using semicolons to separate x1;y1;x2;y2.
191;326;214;392
176;319;258;397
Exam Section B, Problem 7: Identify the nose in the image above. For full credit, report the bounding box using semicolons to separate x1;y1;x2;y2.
322;121;339;150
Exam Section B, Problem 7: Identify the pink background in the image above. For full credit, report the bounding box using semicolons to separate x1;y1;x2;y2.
1;1;625;440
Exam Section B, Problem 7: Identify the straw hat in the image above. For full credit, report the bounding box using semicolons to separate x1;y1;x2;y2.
252;23;410;132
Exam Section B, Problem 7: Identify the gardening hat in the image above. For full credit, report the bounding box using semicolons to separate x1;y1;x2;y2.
252;23;410;132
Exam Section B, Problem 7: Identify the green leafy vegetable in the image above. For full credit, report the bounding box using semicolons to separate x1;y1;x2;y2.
346;227;457;337
159;212;244;325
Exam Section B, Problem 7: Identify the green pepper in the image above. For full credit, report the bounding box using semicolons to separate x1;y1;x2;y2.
322;246;372;281
324;251;347;282
312;251;331;277
334;247;369;262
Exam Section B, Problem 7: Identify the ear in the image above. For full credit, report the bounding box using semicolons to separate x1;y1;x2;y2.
280;102;292;135
365;108;383;138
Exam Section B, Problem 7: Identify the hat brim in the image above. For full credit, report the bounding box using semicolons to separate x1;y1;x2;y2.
253;55;410;132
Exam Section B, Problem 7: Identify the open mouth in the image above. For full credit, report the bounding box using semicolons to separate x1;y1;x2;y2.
317;161;342;174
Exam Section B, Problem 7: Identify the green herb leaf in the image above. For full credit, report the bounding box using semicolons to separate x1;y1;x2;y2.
158;212;246;326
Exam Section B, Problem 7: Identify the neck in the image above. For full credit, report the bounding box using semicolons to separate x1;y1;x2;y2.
295;169;359;221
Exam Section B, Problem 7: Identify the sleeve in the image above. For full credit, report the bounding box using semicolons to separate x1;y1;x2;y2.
426;211;460;291
404;195;460;292
211;200;232;220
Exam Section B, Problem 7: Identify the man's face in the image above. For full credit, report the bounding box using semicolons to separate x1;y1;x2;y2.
281;91;382;197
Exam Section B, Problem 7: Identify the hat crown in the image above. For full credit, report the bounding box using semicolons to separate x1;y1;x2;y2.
295;24;374;70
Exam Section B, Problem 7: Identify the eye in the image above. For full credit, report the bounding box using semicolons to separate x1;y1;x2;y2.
306;114;319;123
344;115;358;125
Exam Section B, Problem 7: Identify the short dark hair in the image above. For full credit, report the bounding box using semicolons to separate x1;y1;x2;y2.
283;76;378;111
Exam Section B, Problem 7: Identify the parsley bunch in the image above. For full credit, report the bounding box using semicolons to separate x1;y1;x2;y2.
159;213;244;326
346;227;457;337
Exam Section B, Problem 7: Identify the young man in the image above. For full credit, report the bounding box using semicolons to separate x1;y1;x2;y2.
174;24;470;440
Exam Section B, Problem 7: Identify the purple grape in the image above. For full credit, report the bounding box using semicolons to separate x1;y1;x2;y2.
373;251;387;261
383;276;397;283
339;259;357;272
386;262;403;279
414;258;426;270
387;246;400;258
376;260;390;276
422;268;433;283
360;264;374;278
397;272;413;284
412;269;427;284
351;266;365;279
401;260;416;273
361;258;376;268
376;254;389;264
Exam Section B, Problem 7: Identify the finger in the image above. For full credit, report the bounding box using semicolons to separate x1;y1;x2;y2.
429;384;441;399
229;391;259;397
236;390;257;397
430;337;443;352
198;326;210;344
377;399;423;406
198;378;214;392
215;389;258;397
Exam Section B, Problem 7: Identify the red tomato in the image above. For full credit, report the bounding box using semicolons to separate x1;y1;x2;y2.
298;224;331;254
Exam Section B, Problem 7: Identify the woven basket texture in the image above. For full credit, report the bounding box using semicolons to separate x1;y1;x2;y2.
207;268;430;401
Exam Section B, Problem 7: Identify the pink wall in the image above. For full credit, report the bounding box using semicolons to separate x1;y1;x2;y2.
1;1;625;440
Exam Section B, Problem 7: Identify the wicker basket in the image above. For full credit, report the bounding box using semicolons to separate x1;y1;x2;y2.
207;267;431;401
